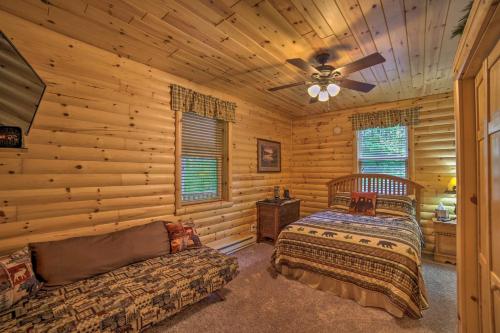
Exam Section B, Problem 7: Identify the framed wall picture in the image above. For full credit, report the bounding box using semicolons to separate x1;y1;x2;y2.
257;138;281;172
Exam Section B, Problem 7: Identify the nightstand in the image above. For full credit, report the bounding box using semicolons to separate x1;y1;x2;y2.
256;199;300;243
433;218;457;264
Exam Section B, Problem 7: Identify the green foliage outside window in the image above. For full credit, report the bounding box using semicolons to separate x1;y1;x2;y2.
358;125;408;178
181;156;219;201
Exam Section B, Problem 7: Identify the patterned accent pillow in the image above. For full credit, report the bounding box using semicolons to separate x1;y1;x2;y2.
349;192;377;216
165;223;202;253
376;195;416;217
331;191;351;211
0;247;41;311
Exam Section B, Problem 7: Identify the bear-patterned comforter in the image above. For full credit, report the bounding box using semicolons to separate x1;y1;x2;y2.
272;209;428;318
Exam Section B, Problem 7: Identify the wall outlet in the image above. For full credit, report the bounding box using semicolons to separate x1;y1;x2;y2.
250;223;256;232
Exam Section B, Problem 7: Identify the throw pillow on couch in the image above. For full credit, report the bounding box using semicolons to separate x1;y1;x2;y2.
165;222;202;253
0;247;41;311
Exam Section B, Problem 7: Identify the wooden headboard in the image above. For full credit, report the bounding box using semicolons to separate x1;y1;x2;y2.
327;174;424;222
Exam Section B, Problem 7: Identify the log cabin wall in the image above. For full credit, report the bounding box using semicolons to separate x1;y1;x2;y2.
290;93;456;253
0;11;292;254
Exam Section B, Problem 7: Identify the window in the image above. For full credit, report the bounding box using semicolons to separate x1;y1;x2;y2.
357;125;409;178
180;112;227;203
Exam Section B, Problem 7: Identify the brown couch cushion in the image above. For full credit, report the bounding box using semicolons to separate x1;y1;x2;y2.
30;221;170;288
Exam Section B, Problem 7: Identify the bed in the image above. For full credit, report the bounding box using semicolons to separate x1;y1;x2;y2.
271;174;429;318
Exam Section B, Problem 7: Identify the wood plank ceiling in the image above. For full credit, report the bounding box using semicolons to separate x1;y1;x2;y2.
0;0;468;117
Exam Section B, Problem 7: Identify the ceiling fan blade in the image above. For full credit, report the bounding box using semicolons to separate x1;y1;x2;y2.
286;58;319;74
267;81;306;92
335;53;385;76
338;79;376;93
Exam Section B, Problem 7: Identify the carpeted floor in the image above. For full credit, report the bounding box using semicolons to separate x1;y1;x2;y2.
149;243;456;333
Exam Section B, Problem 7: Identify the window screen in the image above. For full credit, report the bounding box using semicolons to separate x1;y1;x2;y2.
181;112;225;202
357;125;408;178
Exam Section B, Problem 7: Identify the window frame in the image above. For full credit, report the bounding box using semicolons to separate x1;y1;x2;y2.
174;112;232;214
353;125;414;180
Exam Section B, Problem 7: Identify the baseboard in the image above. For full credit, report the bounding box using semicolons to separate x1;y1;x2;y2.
207;232;256;254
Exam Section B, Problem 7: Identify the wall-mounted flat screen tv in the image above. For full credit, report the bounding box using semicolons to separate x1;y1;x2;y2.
0;31;46;135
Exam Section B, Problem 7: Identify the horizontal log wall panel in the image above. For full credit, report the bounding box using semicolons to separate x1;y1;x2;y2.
291;93;456;254
27;129;174;153
0;11;291;253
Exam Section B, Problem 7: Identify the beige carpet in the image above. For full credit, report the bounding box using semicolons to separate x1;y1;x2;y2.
149;243;456;333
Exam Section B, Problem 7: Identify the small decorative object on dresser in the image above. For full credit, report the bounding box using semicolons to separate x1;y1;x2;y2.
256;198;300;243
283;188;290;199
433;218;457;264
273;186;280;199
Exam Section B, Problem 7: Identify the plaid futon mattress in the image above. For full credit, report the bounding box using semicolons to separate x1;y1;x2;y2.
0;246;238;332
272;209;428;318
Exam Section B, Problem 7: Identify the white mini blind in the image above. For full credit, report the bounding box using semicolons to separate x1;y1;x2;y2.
181;112;225;202
357;125;408;178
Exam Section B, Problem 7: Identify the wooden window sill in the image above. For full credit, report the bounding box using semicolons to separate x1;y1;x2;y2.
175;200;233;216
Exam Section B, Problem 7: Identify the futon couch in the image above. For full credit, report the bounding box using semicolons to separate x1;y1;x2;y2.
0;222;239;332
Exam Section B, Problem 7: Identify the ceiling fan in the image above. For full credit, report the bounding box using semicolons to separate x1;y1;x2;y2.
267;52;385;103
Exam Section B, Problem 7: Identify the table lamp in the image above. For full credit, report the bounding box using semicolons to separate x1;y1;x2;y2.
446;177;457;194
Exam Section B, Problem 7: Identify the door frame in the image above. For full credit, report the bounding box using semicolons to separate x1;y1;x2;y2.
453;1;499;332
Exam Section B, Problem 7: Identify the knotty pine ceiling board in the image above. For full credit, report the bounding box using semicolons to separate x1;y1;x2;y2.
0;0;468;117
404;0;426;89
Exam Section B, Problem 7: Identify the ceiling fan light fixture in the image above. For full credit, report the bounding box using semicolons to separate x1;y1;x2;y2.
318;88;329;102
307;84;321;97
327;83;340;97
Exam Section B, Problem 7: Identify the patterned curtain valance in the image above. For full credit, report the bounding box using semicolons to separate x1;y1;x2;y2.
170;84;236;122
349;107;421;130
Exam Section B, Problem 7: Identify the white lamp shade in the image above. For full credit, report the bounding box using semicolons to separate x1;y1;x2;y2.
307;84;321;97
327;83;340;97
318;89;329;102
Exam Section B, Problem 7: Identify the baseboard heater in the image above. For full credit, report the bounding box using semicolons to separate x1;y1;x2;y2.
218;234;255;254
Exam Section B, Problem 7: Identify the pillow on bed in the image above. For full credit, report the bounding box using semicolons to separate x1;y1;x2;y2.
331;191;351;211
376;195;416;217
349;192;377;216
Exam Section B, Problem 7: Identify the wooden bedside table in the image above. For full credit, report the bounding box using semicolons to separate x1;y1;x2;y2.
256;199;300;243
433;218;457;264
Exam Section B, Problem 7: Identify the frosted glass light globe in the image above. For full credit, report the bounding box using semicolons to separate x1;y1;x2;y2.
307;84;321;97
327;83;340;97
318;89;329;102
